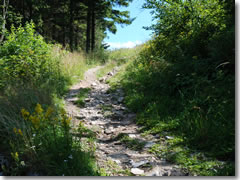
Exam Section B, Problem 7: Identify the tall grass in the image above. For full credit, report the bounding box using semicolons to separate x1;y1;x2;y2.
52;46;99;84
96;46;143;79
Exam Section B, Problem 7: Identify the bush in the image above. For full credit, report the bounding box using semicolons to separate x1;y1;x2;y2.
2;104;99;175
0;22;70;96
0;23;100;175
113;0;234;175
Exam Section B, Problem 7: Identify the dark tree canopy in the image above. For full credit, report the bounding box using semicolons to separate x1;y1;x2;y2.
1;0;134;52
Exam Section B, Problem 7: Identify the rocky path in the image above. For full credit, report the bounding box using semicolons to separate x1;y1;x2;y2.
64;66;186;176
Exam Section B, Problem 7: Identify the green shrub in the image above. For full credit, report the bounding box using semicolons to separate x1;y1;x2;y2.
0;22;70;96
2;104;99;176
112;0;234;175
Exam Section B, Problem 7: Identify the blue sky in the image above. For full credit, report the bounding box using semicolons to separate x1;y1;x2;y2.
104;0;155;49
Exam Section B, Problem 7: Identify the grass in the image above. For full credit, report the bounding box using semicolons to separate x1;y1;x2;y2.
96;61;117;79
96;46;143;80
75;88;91;107
52;46;99;84
0;40;102;175
106;44;235;176
120;135;146;151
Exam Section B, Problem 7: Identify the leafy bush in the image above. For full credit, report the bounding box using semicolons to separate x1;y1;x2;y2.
0;22;70;96
2;104;99;175
0;23;101;175
112;0;234;176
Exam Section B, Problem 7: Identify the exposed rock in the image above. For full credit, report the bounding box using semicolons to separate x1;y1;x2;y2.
131;168;144;175
99;77;106;82
85;98;91;102
130;160;149;168
108;71;114;76
118;97;124;103
128;134;136;138
165;136;174;140
104;129;113;135
91;82;97;86
144;142;155;148
169;168;185;176
113;159;121;164
67;97;78;102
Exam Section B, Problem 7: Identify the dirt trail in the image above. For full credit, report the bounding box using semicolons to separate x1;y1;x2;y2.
64;66;186;176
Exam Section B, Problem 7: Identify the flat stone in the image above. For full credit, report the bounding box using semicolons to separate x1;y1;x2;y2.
127;113;136;119
131;168;144;175
129;134;136;138
85;98;91;102
118;97;124;103
67;97;78;102
131;160;149;168
108;72;114;76
169;168;185;176
91;82;97;86
109;153;129;160
75;115;85;119
99;77;105;82
104;129;112;135
112;159;121;164
166;136;174;140
144;142;155;148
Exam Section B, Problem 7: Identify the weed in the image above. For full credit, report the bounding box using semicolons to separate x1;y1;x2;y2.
76;88;91;107
120;135;146;151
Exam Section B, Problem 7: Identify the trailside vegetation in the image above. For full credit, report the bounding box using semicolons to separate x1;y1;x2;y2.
0;23;102;175
110;0;234;175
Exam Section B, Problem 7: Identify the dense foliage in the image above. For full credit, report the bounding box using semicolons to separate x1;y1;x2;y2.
0;23;101;175
112;0;234;175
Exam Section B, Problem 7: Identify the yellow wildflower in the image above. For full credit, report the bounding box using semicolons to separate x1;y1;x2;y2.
11;152;19;161
45;107;54;118
18;129;23;136
21;108;30;119
66;117;71;126
29;115;40;129
15;152;18;159
13;128;17;134
35;103;43;114
62;117;71;126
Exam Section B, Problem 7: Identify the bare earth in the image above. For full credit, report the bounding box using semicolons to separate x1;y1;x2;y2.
64;66;186;176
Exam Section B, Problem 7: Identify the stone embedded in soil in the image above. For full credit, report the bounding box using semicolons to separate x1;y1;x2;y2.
108;71;114;76
118;97;124;103
67;97;78;102
165;136;174;140
144;142;155;148
85;98;91;102
131;168;144;175
91;82;97;87
128;134;137;138
130;160;149;168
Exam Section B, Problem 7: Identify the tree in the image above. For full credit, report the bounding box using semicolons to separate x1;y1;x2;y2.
0;0;9;43
85;0;134;53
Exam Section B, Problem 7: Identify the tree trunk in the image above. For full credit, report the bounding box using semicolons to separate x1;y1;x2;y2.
86;2;91;53
69;0;74;51
0;0;9;43
29;1;33;20
22;0;26;23
91;4;95;52
63;25;66;47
